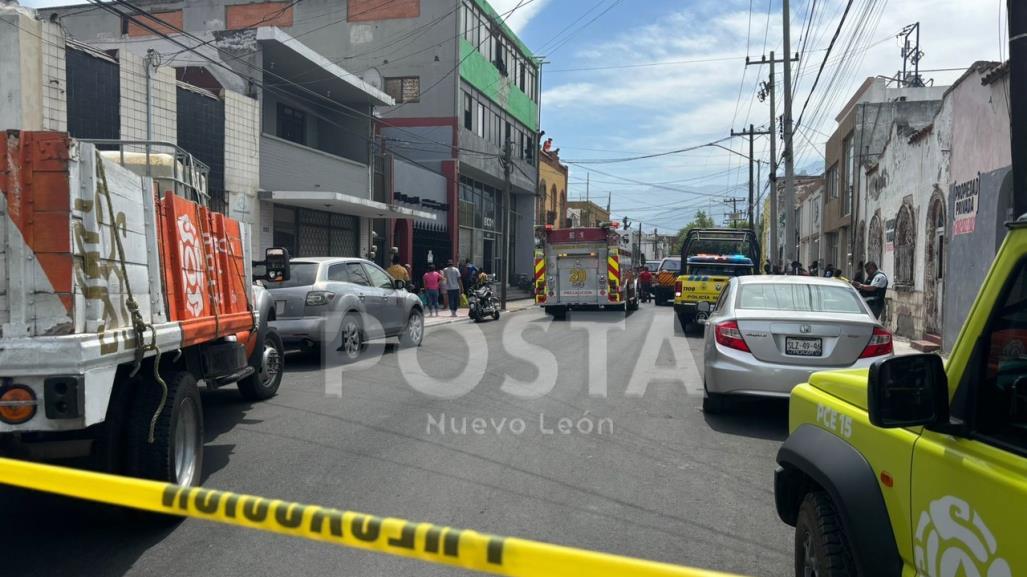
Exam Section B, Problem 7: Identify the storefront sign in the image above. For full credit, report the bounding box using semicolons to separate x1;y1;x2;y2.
952;174;981;236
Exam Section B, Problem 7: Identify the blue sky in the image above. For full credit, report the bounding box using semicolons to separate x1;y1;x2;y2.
26;0;1007;232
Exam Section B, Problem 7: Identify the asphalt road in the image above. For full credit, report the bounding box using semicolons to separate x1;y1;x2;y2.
1;304;792;577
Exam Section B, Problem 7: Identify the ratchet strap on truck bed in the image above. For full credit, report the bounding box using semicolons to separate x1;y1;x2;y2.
0;456;742;577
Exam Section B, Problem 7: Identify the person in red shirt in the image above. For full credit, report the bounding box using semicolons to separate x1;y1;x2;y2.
638;266;653;303
421;264;443;317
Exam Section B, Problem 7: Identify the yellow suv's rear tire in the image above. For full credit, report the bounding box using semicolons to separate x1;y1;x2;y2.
794;491;856;577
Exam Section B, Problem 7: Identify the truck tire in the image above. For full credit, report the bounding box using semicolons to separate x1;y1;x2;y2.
399;309;424;348
794;492;856;577
127;370;204;487
237;330;284;401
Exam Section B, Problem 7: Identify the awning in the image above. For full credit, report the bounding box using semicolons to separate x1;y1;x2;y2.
260;190;437;221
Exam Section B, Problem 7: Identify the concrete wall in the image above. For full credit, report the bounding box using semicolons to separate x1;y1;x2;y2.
260;87;370;165
224;90;261;250
0;7;43;131
260;133;371;198
943;63;1013;351
118;49;177;146
865;100;949;339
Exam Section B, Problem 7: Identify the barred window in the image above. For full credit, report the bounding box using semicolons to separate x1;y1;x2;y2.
894;205;916;286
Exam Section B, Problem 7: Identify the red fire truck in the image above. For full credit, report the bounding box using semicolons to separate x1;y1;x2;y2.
533;226;638;320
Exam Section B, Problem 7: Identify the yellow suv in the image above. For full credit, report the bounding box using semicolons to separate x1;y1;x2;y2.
775;215;1027;576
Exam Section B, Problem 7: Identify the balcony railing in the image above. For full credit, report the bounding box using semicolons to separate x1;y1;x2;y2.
260;134;370;198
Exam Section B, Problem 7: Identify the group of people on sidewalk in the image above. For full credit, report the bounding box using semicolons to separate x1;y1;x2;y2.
385;255;491;318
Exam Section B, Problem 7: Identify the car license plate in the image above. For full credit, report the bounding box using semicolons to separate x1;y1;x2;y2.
786;337;822;356
275;300;286;316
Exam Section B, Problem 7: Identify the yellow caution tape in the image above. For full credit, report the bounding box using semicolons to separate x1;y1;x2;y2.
0;456;743;577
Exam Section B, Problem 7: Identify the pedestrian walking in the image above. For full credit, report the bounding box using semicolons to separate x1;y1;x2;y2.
422;264;442;317
854;261;888;319
443;260;463;317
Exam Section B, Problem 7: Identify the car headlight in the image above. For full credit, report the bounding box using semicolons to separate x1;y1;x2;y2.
305;291;336;306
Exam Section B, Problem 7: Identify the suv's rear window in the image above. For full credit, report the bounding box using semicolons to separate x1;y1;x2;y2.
270;262;320;288
738;283;866;314
659;259;681;273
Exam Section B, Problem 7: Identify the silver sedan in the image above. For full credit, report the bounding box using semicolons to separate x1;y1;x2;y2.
267;257;424;361
702;275;893;412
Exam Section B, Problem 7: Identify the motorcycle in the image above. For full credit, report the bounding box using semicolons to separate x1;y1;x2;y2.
467;279;501;322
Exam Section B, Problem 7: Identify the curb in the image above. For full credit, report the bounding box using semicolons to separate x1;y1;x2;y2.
424;300;537;329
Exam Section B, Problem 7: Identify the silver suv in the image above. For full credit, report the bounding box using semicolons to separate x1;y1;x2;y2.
267;257;424;360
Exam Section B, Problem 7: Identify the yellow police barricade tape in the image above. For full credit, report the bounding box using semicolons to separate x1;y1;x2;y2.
0;456;743;577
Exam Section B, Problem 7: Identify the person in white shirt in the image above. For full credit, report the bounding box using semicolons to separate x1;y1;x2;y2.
854;261;888;318
441;260;464;317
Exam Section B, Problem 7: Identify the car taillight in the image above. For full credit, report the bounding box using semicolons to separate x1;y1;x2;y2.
305;291;336;306
0;385;37;424
715;320;750;352
675;280;683;296
860;326;893;358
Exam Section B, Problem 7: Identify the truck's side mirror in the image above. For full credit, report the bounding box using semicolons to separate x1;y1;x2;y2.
868;353;949;428
264;247;291;282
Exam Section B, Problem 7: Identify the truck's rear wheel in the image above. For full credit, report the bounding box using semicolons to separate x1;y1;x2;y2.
127;370;204;487
794;491;856;577
238;330;284;401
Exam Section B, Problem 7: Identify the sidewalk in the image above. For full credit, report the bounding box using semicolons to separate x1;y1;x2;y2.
424;298;536;328
893;336;948;358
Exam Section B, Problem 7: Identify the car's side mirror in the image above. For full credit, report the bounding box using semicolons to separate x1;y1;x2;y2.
263;247;291;282
393;278;406;290
868;353;949;428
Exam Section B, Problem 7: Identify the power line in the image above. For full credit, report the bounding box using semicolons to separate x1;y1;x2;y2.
563;137;734;164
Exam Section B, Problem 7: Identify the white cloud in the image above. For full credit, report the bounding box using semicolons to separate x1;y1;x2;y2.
490;0;551;34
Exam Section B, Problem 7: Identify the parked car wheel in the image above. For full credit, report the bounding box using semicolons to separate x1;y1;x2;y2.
337;313;365;362
399;309;424;348
794;492;856;577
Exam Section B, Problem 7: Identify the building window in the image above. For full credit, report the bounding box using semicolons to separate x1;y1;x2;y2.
384;76;420;103
842;135;853;215
277;103;306;145
463;91;473;130
494;38;507;75
894;204;916;286
826;164;838;200
476;102;485;138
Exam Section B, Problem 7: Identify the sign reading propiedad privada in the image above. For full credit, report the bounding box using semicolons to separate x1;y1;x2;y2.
952;173;981;236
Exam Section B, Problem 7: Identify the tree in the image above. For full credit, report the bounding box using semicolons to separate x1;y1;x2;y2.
672;211;715;253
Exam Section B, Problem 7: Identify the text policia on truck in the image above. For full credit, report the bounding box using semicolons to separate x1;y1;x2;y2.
533;223;639;319
0;131;290;488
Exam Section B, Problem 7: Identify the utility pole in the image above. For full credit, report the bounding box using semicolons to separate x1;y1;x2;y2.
748;51;797;265
722;197;746;227
1010;0;1027;218
730;123;771;232
501;138;512;310
781;0;798;264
